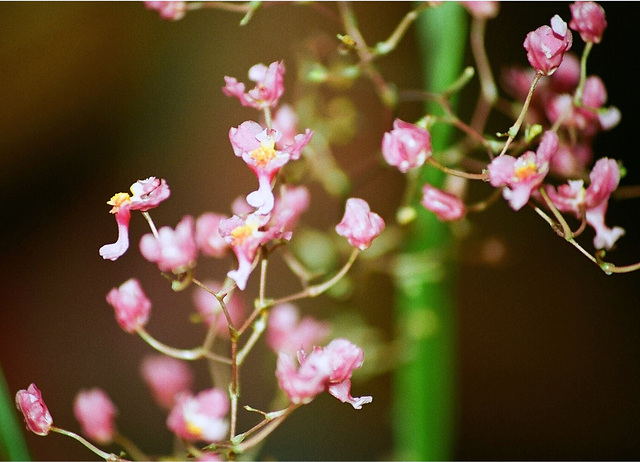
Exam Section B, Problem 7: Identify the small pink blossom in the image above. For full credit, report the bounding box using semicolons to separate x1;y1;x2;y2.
229;121;313;215
15;383;53;436
272;104;300;147
267;303;330;355
100;177;170;261
488;130;558;211
223;61;286;110
106;278;152;333
523;15;573;75
145;1;187;20
569;1;607;44
193;280;246;334
167;388;229;443
381;119;432;173
73;388;117;444
421;184;466;221
218;213;275;290
141;355;194;409
139;215;198;274
268;185;311;235
276;338;372;409
335;198;385;250
196;212;230;258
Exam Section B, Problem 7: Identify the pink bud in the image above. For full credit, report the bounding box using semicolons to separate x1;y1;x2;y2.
569;1;607;44
129;177;171;211
581;75;607;109
523;15;573;75
139;215;198;274
73;388;117;444
335;198;385;250
421;184;466;221
167;388;229;443
145;1;186;21
141;355;194;409
15;383;53;436
106;278;151;333
381;119;432;173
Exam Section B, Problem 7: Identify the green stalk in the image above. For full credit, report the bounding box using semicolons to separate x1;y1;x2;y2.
392;3;467;460
0;365;31;461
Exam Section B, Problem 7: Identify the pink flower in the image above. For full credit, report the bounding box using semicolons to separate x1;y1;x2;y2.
196;212;230;258
167;388;229;443
569;1;607;44
73;388;117;444
15;383;53;436
545;158;624;249
381;119;432;173
523;15;573;75
223;61;286;110
267;303;330;355
218;213;276;290
272;104;300;147
461;1;499;19
229;121;313;214
100;177;170;261
421;184;466;221
106;278;151;333
145;1;187;21
276;338;372;409
139;215;198;274
335;198;385;250
488;130;558;210
192;280;246;334
141;355;194;409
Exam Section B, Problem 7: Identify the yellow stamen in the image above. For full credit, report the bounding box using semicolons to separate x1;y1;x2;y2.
514;162;538;181
107;192;131;214
230;221;258;246
249;139;277;168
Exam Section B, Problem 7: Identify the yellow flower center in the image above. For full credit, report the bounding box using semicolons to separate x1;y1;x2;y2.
249;139;277;168
230;219;259;246
186;420;203;438
514;161;538;181
107;192;131;213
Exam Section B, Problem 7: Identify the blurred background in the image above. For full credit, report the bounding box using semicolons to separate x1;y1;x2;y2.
1;2;639;460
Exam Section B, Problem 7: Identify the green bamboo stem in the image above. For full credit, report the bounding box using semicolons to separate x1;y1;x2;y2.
392;3;467;460
0;365;31;461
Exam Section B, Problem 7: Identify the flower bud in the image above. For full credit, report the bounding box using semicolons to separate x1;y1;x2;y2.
381;119;432;173
569;1;607;44
106;278;151;333
523;15;573;75
335;198;385;250
73;388;117;444
421;184;466;221
15;383;53;436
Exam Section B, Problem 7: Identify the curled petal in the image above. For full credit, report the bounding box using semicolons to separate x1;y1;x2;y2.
99;208;131;261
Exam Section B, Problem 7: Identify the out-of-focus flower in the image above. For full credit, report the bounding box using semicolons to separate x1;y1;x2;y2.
267;303;330;355
139;215;198;274
335;198;385;250
461;1;499;19
523;15;573;75
229;121;313;215
195;212;230;258
141;355;194;409
276;338;372;409
106;278;152;333
15;384;53;436
73;388;117;444
488;131;558;210
167;388;229;443
100;177;170;261
381;119;432;173
421;184;466;221
569;1;607;44
268;185;311;235
223;61;286;110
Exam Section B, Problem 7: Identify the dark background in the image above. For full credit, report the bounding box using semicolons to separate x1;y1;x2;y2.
1;2;639;460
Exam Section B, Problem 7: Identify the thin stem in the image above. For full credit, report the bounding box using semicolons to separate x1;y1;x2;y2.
469;16;497;133
50;427;119;461
497;72;543;157
573;41;594;106
112;432;147;461
427;157;489;181
374;2;432;56
537;187;573;239
229;338;239;440
231;405;299;454
141;211;159;239
192;277;237;334
271;248;360;306
136;327;232;364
